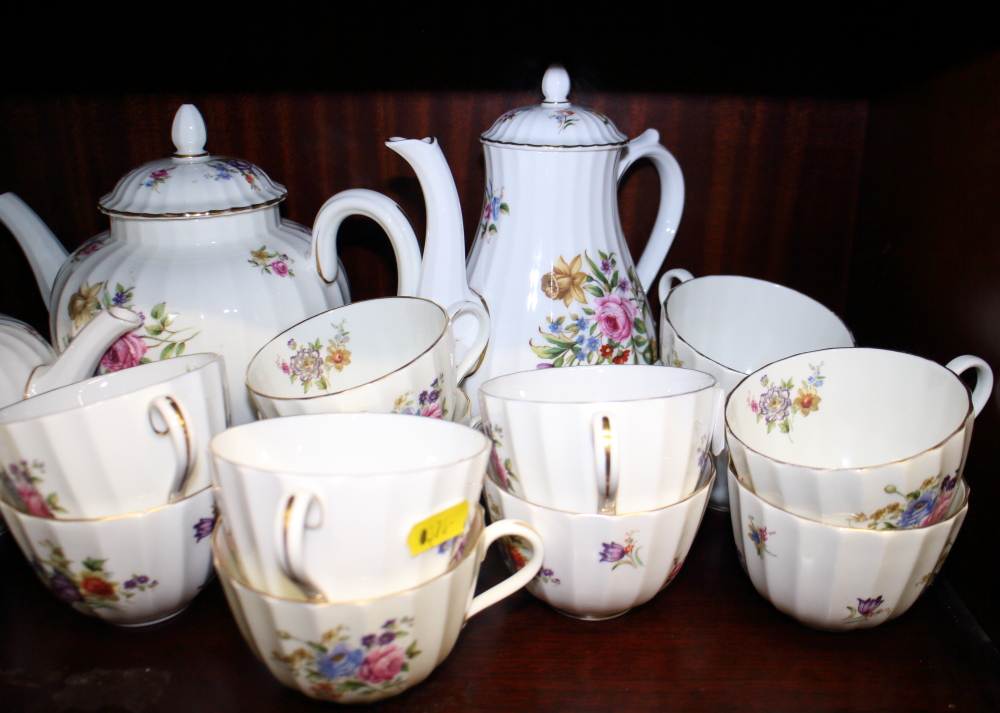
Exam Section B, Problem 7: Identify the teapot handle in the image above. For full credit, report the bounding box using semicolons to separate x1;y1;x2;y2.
311;189;422;297
616;129;686;295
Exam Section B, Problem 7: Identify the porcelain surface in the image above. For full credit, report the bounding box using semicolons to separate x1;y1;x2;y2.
209;413;490;601
726;348;991;528
728;469;967;631
214;506;543;703
0;485;216;626
0;315;56;408
478;365;720;514
658;270;855;510
247;297;487;421
0;354;229;520
484;460;712;620
462;65;686;416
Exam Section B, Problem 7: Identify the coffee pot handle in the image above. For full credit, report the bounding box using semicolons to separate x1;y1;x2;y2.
616;129;686;295
311;189;422;297
946;355;994;417
466;519;544;619
148;395;196;503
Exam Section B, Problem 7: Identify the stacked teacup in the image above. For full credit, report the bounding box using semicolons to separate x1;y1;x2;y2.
0;353;229;626
725;347;991;631
480;365;720;620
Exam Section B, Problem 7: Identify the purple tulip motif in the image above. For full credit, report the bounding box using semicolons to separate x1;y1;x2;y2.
844;595;890;623
599;531;643;570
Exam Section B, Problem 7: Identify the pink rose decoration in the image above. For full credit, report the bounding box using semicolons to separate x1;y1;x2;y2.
100;332;148;372
17;484;53;518
491;448;506;488
421;401;443;419
593;293;637;344
150;169;169;179
923;490;955;527
271;260;289;277
357;646;405;684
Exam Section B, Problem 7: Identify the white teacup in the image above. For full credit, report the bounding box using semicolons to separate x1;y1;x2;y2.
0;353;229;519
484;460;713;620
658;270;855;509
478;365;721;514
726;348;992;528
0;485;217;626
246;297;489;421
728;469;968;631
214;506;543;704
210;413;490;601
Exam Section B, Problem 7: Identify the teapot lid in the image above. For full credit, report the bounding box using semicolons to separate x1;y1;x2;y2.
480;65;628;149
98;105;287;218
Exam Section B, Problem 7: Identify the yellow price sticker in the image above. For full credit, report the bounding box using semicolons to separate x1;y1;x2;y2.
406;501;469;557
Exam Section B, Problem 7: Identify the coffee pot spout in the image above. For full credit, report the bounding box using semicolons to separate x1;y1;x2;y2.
0;193;69;310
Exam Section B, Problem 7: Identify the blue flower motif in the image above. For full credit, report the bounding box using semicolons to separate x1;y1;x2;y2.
575;317;588;330
576;335;586;345
587;337;600;351
897;490;938;529
316;643;364;680
548;321;562;334
576;351;587;361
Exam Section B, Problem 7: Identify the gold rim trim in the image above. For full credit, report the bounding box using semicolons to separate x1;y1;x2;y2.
0;484;214;523
212;507;485;605
459;288;490;379
172;152;211;159
480;137;627;150
724;347;977;473
99;193;286;219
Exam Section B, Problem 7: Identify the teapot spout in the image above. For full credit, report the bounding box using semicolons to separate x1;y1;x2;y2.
0;193;69;310
24;307;143;398
385;137;479;310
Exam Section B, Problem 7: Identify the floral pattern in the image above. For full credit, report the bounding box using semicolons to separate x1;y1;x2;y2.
69;237;110;263
486;424;520;495
599;531;643;570
500;535;560;585
549;110;577;133
276;321;352;394
747;516;775;560
193;507;218;543
33;540;157;611
0;460;63;518
531;250;654;368
65;281;200;369
663;557;684;588
248;246;295;277
274;619;420;701
670;350;685;368
391;374;448;420
848;470;960;530
140;168;174;191
205;159;262;190
491;107;530;127
843;595;891;624
917;539;954;588
478;181;509;242
747;362;826;437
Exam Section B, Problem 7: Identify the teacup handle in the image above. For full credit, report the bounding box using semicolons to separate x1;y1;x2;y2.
277;490;327;601
946;355;994;417
592;413;619;515
148;395;195;503
447;301;491;383
312;188;422;297
466;519;544;619
656;268;694;308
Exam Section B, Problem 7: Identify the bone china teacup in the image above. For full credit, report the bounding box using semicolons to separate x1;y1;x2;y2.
214;506;543;703
209;413;490;601
726;348;992;528
0;353;229;519
478;365;721;514
246;296;489;420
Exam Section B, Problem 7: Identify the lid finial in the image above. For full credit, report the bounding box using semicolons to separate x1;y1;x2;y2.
172;105;208;159
542;64;571;104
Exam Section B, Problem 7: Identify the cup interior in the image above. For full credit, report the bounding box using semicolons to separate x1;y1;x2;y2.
211;412;488;474
666;276;853;374
480;364;716;403
0;353;220;424
727;348;973;468
247;298;448;399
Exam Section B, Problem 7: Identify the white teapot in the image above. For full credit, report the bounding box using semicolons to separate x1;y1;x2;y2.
0;105;425;424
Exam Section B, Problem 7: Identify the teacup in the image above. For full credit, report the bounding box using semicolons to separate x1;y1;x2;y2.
246;297;489;421
214;505;543;704
728;469;968;631
0;353;229;519
0;484;216;626
726;348;991;528
210;413;490;601
484;459;713;620
658;270;855;510
478;365;721;514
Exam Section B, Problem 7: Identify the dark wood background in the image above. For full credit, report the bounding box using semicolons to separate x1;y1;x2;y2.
2;10;999;701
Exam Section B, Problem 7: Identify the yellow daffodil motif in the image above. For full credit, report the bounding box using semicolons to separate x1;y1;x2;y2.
793;387;821;416
541;255;588;307
67;281;103;329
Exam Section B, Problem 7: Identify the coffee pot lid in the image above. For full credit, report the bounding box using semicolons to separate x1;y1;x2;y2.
98;105;287;218
480;65;628;149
